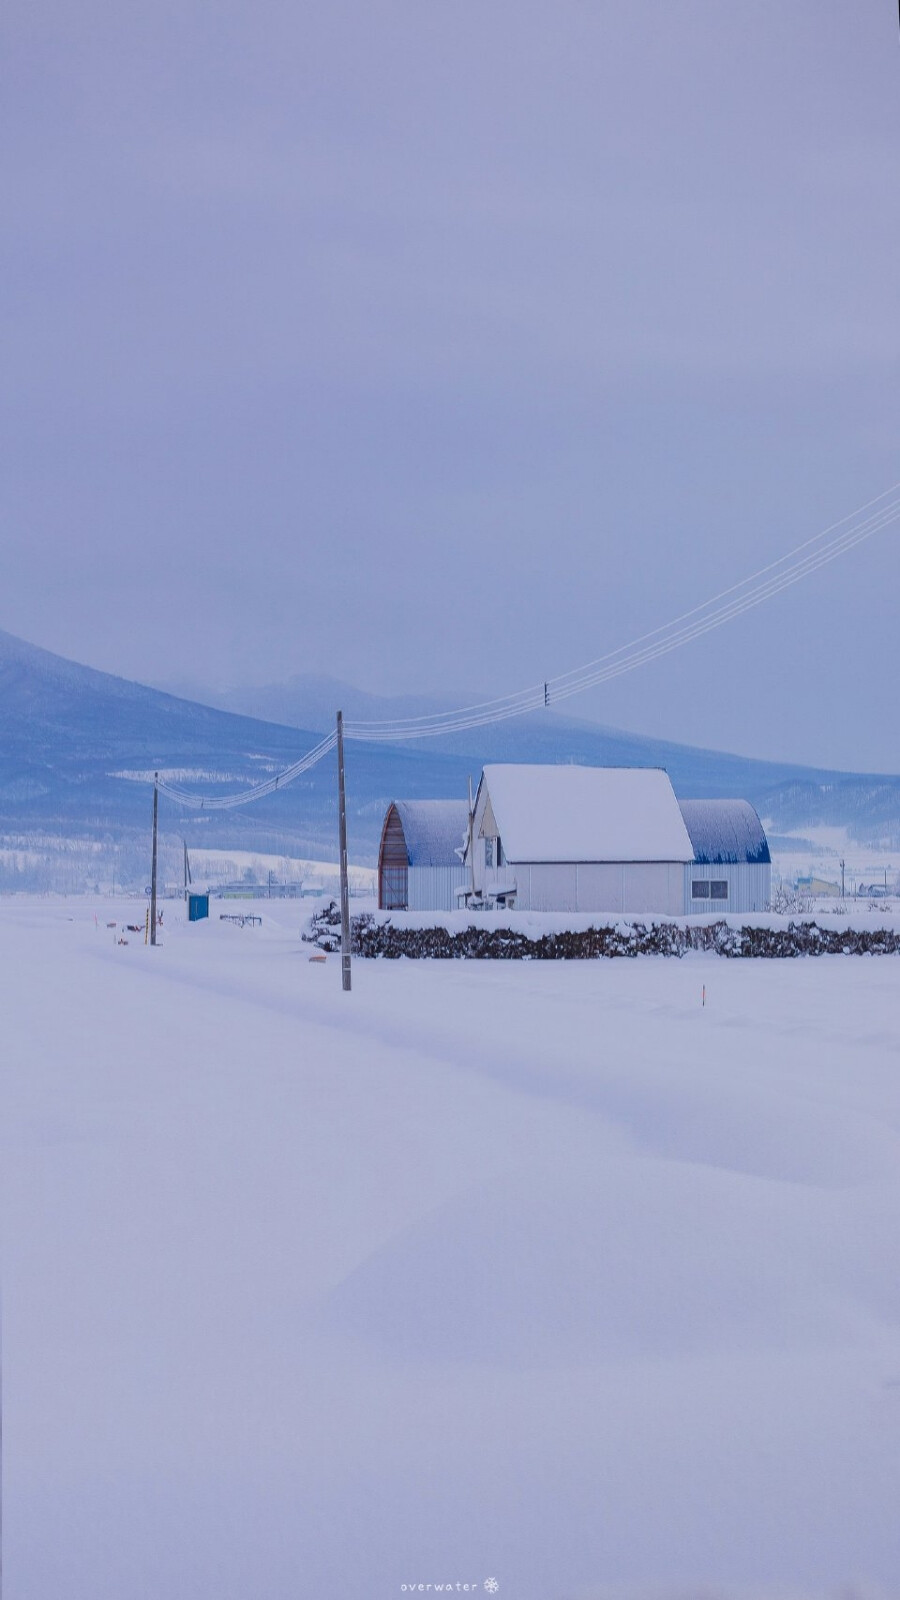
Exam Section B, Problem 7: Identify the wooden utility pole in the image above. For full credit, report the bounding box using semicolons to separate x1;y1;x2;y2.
467;775;476;902
150;773;159;946
336;712;352;992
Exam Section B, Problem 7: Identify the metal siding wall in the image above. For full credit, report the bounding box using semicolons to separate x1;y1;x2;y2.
622;862;674;913
667;862;686;915
574;863;625;912
757;863;772;911
683;862;772;914
407;865;470;912
516;862;692;913
528;864;578;912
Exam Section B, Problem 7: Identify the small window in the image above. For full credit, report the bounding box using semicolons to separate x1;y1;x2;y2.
497;836;504;867
710;881;728;900
691;881;710;899
484;837;494;868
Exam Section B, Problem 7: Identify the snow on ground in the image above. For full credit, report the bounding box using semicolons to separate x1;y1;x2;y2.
186;845;376;894
2;896;900;1600
344;903;900;937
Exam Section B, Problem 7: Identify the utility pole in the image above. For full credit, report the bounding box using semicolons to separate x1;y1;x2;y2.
150;773;159;946
467;775;476;902
336;712;352;992
840;858;845;899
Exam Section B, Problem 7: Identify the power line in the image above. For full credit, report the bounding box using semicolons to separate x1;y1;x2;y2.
550;481;900;693
150;483;898;807
155;731;337;809
345;484;900;740
547;496;900;703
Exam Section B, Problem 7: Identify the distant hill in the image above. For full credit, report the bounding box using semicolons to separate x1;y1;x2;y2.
157;664;900;839
154;670;469;732
0;630;474;888
3;629;900;890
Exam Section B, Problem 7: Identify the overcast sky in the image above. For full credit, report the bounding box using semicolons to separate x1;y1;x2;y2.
3;1;899;769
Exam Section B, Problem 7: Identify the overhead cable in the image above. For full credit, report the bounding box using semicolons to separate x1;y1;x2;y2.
151;482;898;808
155;731;337;809
345;484;900;740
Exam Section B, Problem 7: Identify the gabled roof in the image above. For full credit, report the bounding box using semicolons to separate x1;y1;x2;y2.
392;800;470;866
478;765;694;863
678;800;771;865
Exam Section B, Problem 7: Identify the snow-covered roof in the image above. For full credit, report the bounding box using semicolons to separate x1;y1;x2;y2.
678;800;771;865
478;765;694;863
393;800;470;867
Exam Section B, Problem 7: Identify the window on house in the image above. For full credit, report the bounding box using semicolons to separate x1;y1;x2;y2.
497;836;504;866
691;881;710;899
710;880;728;899
485;837;494;868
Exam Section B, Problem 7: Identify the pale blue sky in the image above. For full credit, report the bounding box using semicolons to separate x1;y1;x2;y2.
2;0;899;768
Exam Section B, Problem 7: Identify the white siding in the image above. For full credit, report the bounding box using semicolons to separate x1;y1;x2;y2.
573;863;624;912
669;861;687;915
407;864;470;912
683;862;771;915
524;863;578;912
514;861;686;914
621;863;678;914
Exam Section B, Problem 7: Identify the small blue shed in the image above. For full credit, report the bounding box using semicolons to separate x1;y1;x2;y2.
187;892;210;922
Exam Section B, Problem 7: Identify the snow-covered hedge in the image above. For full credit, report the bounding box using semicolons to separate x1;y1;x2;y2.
303;903;900;959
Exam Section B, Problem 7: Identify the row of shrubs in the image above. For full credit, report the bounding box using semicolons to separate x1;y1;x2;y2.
303;904;900;960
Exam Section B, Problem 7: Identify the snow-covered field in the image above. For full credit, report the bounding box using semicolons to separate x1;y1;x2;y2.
769;825;900;898
2;896;900;1599
185;845;376;895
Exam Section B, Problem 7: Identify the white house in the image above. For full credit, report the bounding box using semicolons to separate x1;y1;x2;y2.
460;764;694;914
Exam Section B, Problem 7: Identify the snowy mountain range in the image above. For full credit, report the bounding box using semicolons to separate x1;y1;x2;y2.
3;627;900;890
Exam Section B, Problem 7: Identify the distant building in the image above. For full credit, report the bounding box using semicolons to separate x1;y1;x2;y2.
217;881;307;899
377;800;470;911
794;874;841;898
678;799;771;913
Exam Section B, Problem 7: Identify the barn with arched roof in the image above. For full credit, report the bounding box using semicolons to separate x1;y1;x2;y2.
378;799;470;910
678;799;771;913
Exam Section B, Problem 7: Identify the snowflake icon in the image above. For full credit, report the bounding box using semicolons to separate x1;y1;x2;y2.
484;1582;500;1595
